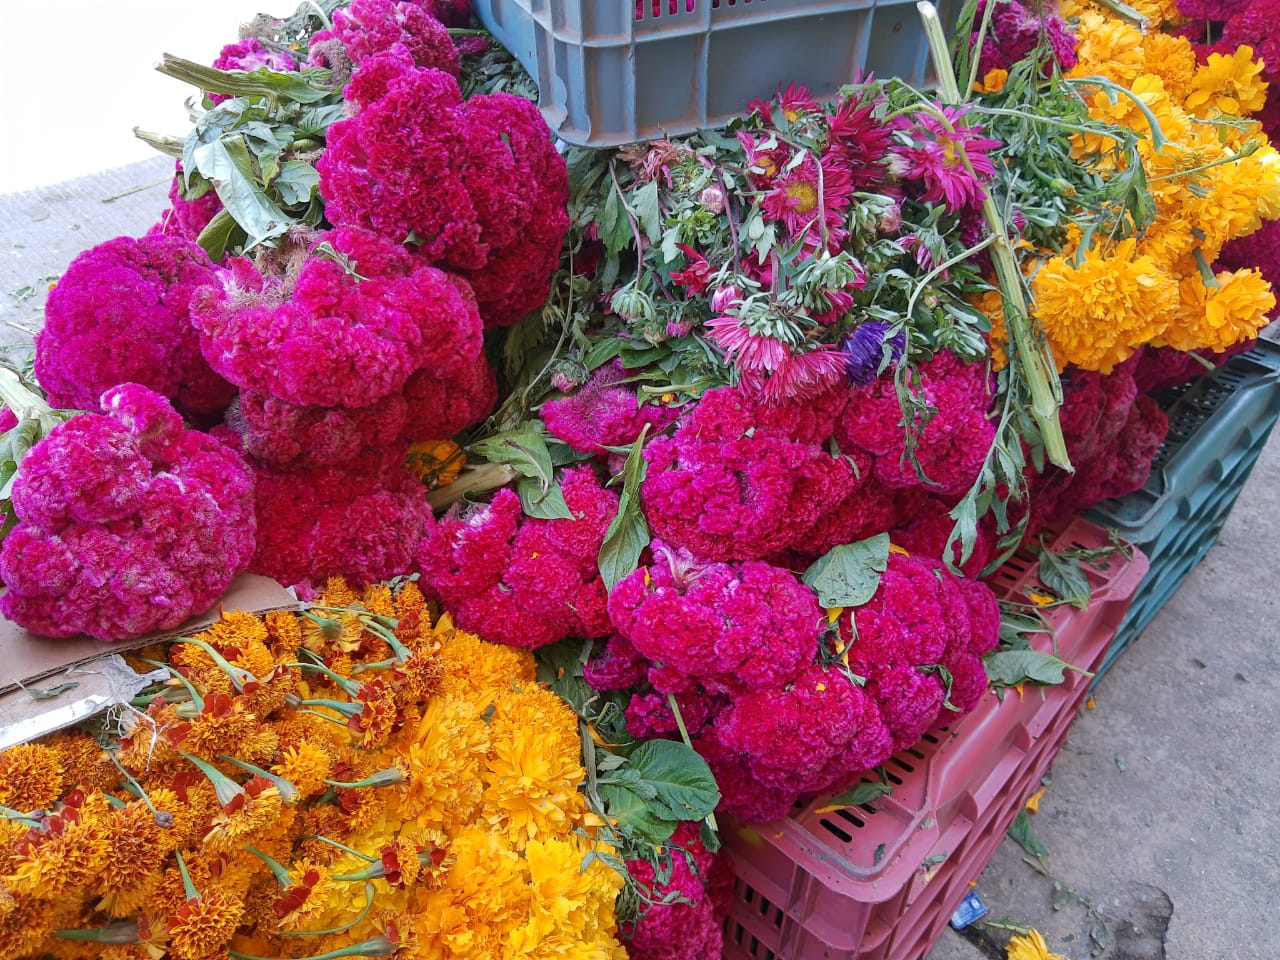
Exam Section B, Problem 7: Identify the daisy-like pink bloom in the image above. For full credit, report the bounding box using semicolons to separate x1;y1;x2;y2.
749;82;821;126
827;91;894;189
705;312;792;373
737;131;791;187
760;152;854;253
894;106;1001;212
738;346;848;404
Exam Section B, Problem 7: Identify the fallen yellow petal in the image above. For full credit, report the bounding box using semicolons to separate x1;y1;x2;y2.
826;606;844;625
1006;928;1067;960
1028;591;1057;606
1025;786;1047;814
1086;695;1097;711
888;543;910;556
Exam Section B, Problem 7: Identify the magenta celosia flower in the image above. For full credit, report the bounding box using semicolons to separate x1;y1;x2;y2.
416;467;617;648
0;409;16;433
640;388;859;561
1176;0;1251;19
583;634;649;691
191;226;483;410
214;37;296;73
225;390;409;467
250;451;431;587
894;106;1001;212
0;385;255;640
543;360;679;454
319;52;569;326
893;501;994;579
971;0;1078;77
835;349;995;498
695;736;797;823
149;162;224;245
331;0;461;73
35;234;234;421
624;688;727;740
623;822;728;960
608;544;823;695
711;664;894;797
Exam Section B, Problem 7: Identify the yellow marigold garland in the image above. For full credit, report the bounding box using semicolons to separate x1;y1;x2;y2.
0;579;626;960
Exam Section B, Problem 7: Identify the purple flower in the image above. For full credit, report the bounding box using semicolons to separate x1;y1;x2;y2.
843;322;905;386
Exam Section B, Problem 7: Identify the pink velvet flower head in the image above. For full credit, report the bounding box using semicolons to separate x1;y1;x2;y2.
0;385;255;640
35;234;234;420
416;467;617;648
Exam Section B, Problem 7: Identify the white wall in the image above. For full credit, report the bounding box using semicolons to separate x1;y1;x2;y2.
0;0;272;192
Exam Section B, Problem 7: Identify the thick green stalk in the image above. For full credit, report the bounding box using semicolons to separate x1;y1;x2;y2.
916;2;1072;470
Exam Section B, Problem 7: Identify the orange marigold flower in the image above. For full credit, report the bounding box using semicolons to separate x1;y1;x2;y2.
436;619;537;699
8;802;111;898
47;732;121;795
0;742;64;812
301;612;365;655
198;609;270;651
264;609;303;656
92;800;169;917
391;649;445;707
394;579;430;626
361;583;397;618
0;890;60;959
166;889;243;960
202;777;284;855
1142;32;1198;104
319;577;359;608
406;439;466;488
272;741;335;797
170;692;274;764
348;678;400;748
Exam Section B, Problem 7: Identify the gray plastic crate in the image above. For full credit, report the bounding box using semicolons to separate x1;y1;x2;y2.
473;0;958;146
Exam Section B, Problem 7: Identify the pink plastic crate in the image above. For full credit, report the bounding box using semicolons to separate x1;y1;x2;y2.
721;518;1149;960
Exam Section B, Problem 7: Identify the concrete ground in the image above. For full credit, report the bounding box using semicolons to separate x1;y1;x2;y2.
2;161;1278;960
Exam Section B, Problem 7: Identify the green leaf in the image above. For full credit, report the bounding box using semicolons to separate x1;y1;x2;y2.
622;739;720;822
815;779;893;813
598;782;678;842
598;430;651;591
802;533;890;608
296;103;347;136
275;160;320;206
469;425;557;493
517;478;576;520
1008;809;1049;861
192;136;290;247
158;55;334;104
600;187;631;257
1037;549;1091;609
630;181;663;244
983;649;1085;688
195;208;244;262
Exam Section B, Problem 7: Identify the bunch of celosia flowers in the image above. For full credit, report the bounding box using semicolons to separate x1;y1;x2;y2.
0;579;629;959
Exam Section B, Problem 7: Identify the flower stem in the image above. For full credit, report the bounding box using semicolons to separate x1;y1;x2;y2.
280;882;377;937
666;693;719;834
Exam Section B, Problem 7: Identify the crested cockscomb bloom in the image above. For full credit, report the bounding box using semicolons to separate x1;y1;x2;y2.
35;234;233;420
893;499;995;579
330;0;461;73
801;482;926;559
843;320;906;386
836;349;995;497
894;106;1002;212
319;52;570;326
710;664;894;801
641;390;859;561
416;467;617;648
249;452;431;587
582;634;649;691
0;385;256;640
223;389;410;467
624;687;728;740
149;162;223;245
191;226;484;410
836;552;998;733
970;0;1078;78
542;360;679;454
607;544;823;695
623;821;728;960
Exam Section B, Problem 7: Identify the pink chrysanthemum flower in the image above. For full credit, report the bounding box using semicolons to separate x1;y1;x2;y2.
704;313;792;374
895;106;1001;212
738;346;849;404
827;91;894;189
760;153;853;253
749;82;821;126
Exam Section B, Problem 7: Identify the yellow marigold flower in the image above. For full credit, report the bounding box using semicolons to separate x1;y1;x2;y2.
361;582;397;618
436;617;538;699
1068;12;1146;86
198;609;270;650
1142;32;1198;104
407;439;466;487
482;722;590;849
1124;0;1181;28
414;826;528;957
1185;45;1268;118
1166;268;1276;352
166;889;243;960
0;742;64;811
0;891;59;959
301;610;365;655
1076;74;1188;161
401;695;491;834
1137;212;1197;270
272;740;335;796
1007;928;1068;960
92;800;169;917
520;835;625;945
1032;238;1177;371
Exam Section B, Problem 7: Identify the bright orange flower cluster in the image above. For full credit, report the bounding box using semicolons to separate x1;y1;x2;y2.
0;579;625;960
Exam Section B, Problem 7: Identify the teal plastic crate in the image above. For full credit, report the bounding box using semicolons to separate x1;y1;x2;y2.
1087;333;1280;681
472;0;958;146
